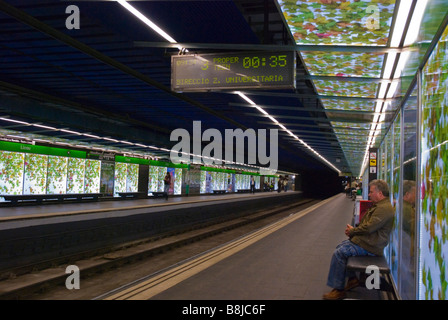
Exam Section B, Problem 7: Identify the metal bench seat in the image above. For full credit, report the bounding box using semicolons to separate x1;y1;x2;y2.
347;256;390;274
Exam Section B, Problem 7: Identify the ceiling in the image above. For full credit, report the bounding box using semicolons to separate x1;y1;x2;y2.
0;0;425;176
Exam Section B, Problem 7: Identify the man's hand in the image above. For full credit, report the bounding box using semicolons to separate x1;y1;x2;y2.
345;224;354;237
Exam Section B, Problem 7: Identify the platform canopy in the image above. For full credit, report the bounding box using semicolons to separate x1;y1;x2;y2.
0;0;442;176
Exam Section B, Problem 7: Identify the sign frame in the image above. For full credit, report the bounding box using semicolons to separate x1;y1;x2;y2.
171;51;296;92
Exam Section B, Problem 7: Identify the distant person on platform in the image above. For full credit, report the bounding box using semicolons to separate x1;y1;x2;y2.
277;176;283;193
250;176;256;194
163;172;171;200
322;179;394;300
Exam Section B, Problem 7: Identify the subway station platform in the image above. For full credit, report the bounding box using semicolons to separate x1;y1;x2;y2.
0;190;301;225
0;191;305;273
101;193;385;300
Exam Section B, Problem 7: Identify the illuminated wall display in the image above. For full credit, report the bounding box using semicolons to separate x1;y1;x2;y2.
419;24;448;300
171;51;296;91
277;0;396;46
0;150;24;195
0;141;282;200
46;156;68;194
67;157;86;194
24;154;49;195
84;159;101;194
300;51;385;78
148;165;159;193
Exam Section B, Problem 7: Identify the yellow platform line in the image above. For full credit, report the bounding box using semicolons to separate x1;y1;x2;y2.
103;195;337;300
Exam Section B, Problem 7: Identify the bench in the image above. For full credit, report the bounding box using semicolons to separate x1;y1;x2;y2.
1;193;102;204
118;192;147;199
213;190;226;194
150;192;167;198
346;256;396;299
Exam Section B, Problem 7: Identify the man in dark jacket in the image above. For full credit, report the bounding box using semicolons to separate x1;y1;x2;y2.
323;179;394;300
163;172;171;200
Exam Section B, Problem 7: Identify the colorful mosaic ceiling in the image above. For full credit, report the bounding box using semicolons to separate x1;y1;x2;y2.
277;0;398;175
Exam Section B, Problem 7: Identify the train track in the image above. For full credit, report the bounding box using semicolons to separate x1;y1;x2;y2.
0;198;318;300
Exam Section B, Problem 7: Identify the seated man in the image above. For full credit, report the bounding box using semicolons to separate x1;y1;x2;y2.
323;179;394;300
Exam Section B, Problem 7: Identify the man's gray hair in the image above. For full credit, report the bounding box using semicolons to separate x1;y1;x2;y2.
369;179;390;197
403;180;416;195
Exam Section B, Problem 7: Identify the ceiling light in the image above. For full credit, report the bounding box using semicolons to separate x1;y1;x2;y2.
372;113;380;124
393;51;411;79
103;137;119;142
0;117;29;125
404;0;429;46
117;0;176;43
234;92;331;170
387;81;400;98
116;0;184;51
32;124;57;130
60;129;81;135
377;82;388;99
83;133;100;139
7;134;27;140
236;91;255;105
382;52;397;79
390;0;413;47
267;115;278;124
33;138;51;143
374;101;384;113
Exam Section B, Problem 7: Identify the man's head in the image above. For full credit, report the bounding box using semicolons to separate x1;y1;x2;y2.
368;179;389;203
403;180;416;205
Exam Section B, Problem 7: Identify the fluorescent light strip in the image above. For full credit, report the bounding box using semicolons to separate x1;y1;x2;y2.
83;133;100;139
382;52;397;79
404;0;429;46
7;135;28;140
33;124;57;130
390;0;413;48
387;81;400;98
1;116;172;160
103;137;119;142
116;0;185;51
116;0;176;43
235;92;340;173
393;51;411;79
0;117;29;125
60;129;81;135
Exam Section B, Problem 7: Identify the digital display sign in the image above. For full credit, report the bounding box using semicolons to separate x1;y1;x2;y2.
171;51;296;92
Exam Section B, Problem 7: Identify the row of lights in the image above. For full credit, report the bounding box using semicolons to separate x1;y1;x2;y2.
0;115;281;174
0;116;160;159
235;91;341;173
